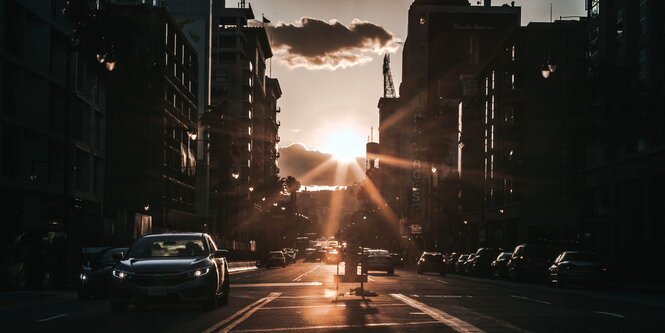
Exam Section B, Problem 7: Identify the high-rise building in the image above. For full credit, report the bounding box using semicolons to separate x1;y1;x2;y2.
162;0;282;250
394;0;520;251
463;20;589;251
583;0;665;281
0;0;107;288
103;4;200;240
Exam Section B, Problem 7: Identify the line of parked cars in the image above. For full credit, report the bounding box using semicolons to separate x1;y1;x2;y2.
444;244;608;288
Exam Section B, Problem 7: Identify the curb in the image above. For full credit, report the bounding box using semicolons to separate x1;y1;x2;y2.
228;261;258;273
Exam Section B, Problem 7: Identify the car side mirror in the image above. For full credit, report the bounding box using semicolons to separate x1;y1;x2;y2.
214;249;229;258
112;252;124;261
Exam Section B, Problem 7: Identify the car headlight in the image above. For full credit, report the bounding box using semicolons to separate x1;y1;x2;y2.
79;273;87;281
186;266;211;278
112;269;132;280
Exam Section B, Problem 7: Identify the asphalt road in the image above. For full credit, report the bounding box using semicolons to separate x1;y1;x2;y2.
2;261;664;332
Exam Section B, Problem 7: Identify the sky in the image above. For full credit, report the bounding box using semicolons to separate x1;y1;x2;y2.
227;0;587;184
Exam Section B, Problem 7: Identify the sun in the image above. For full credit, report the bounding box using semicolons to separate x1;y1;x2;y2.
321;129;365;162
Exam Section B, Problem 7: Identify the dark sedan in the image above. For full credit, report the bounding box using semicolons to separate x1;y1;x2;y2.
417;252;445;275
109;233;230;312
471;248;503;277
490;252;513;279
266;251;287;268
77;247;128;299
549;251;607;287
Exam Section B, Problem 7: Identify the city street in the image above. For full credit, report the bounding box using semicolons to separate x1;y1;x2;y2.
2;261;664;332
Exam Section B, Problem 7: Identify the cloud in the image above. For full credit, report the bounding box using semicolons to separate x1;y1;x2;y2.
278;144;364;186
267;17;400;70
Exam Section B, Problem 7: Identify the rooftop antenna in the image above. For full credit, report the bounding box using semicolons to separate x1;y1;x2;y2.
239;0;246;8
550;3;553;22
382;55;396;98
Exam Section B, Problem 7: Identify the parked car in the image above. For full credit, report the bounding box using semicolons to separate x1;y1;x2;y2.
267;251;287;268
462;253;477;274
325;250;341;264
444;252;461;272
390;253;405;267
490;252;513;279
549;251;607;287
363;249;395;275
506;244;557;280
282;249;296;263
304;248;317;262
455;254;470;274
109;233;230;312
77;247;128;299
417;252;445;275
471;248;503;277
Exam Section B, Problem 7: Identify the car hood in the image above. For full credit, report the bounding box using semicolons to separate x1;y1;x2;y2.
118;257;208;274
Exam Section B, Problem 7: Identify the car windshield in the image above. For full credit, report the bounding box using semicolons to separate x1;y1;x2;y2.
126;236;207;258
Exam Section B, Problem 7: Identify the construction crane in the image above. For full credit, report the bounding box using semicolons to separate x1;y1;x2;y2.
383;54;397;98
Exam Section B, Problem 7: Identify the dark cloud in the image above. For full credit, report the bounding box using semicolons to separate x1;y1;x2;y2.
267;17;400;70
278;144;365;186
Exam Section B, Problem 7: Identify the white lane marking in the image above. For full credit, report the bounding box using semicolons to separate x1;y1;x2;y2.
595;311;626;319
437;279;450;284
37;314;68;322
219;292;281;333
391;293;486;333
368;276;376;282
260;303;407;310
201;293;274;333
293;264;321;282
233;282;322;288
230;321;441;332
510;295;552;305
452;305;534;333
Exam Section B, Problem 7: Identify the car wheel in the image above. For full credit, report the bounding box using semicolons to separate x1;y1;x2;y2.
110;301;128;313
220;271;230;306
282;263;286;268
388;268;394;275
417;268;423;275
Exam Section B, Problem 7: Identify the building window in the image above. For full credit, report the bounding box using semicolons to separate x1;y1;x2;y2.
639;0;647;35
616;7;624;39
511;45;516;61
590;0;599;18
